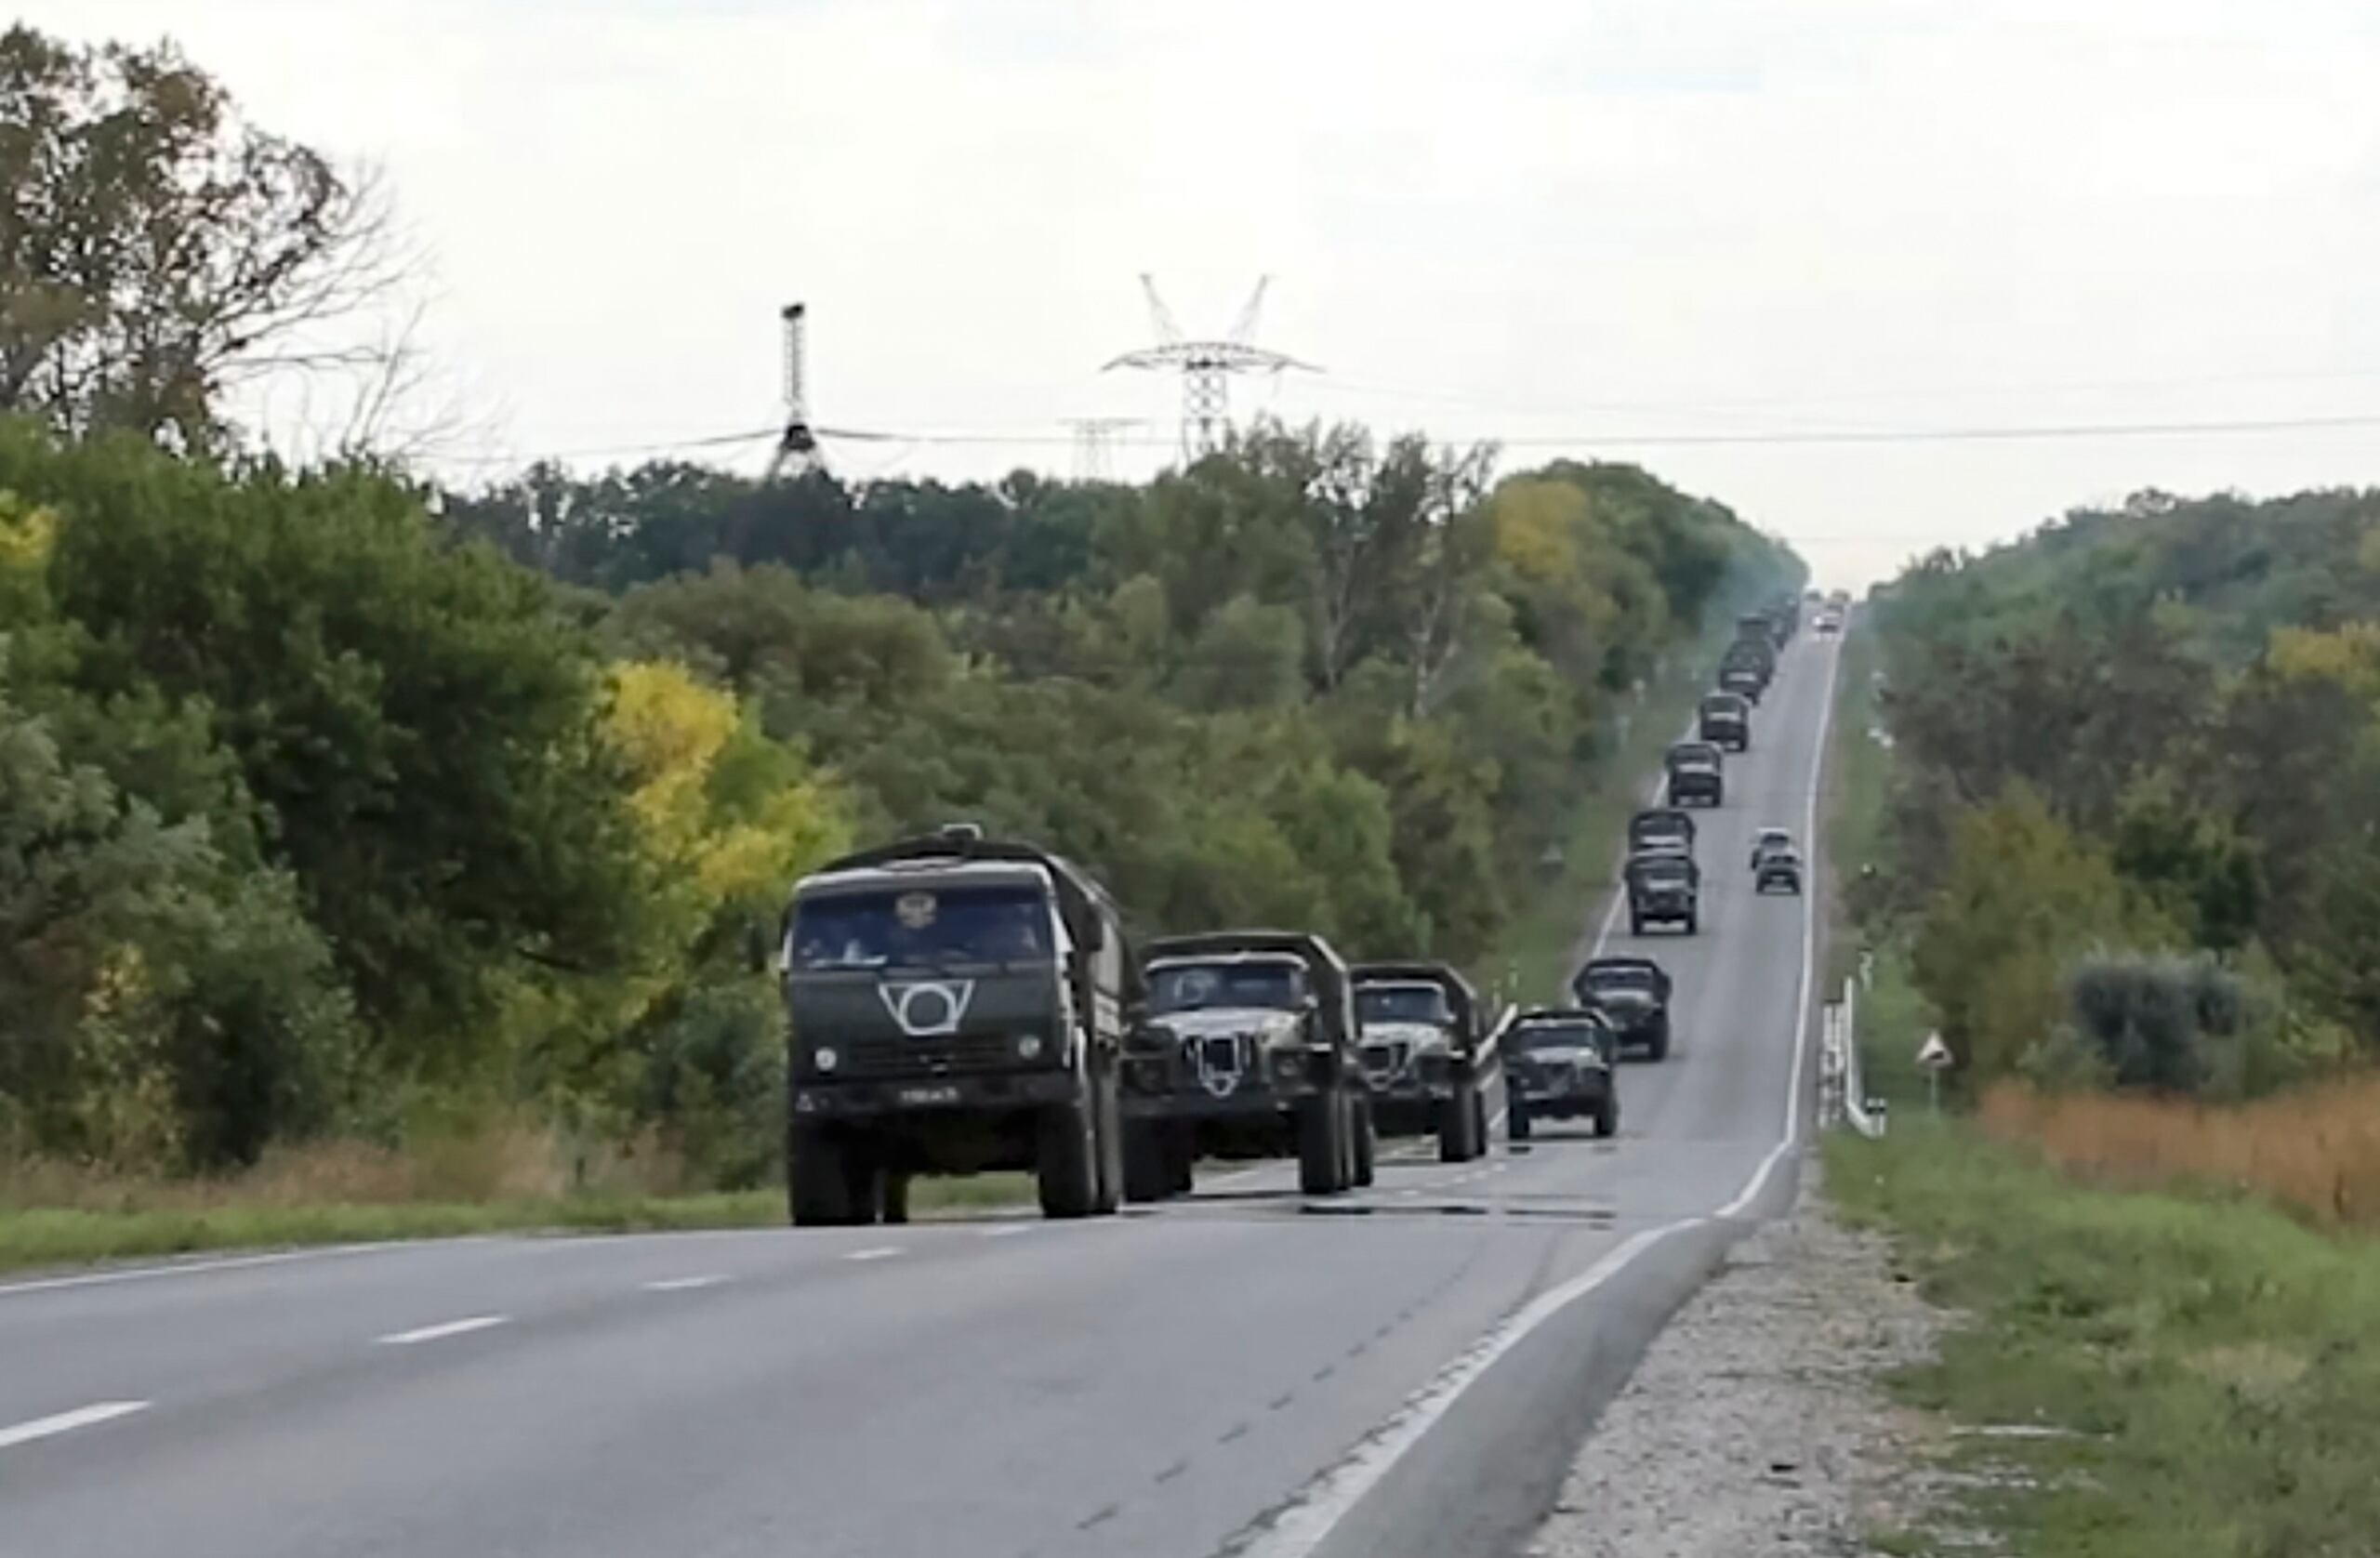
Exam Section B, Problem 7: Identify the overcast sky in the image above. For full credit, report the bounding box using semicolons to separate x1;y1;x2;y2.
31;0;2380;585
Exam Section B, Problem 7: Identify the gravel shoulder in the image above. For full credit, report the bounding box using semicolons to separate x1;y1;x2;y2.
1523;1156;1947;1558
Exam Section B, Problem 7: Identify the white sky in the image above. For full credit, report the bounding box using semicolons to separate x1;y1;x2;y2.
29;0;2380;586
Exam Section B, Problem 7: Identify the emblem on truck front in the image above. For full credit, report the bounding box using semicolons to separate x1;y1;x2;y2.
879;980;975;1036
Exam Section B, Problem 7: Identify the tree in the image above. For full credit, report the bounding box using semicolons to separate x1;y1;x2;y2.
0;26;400;452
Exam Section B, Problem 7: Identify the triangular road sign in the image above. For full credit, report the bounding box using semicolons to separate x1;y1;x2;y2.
1916;1032;1953;1069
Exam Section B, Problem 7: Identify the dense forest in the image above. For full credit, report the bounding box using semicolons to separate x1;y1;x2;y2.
0;24;1798;1188
1859;488;2380;1096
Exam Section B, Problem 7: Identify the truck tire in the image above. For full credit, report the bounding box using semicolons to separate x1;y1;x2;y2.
880;1170;911;1225
1593;1097;1618;1139
1352;1095;1377;1187
1474;1090;1489;1153
1297;1094;1343;1195
1684;911;1699;935
1166;1122;1197;1195
1037;1095;1102;1219
1091;1068;1124;1215
1646;1024;1671;1062
1438;1081;1478;1162
1508;1089;1532;1142
1630;912;1645;936
788;1121;853;1227
1122;1119;1170;1203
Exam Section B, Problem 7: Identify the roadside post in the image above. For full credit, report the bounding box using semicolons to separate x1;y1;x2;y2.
1917;1031;1953;1115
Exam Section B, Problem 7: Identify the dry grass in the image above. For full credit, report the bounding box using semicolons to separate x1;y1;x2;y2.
1980;1076;2380;1230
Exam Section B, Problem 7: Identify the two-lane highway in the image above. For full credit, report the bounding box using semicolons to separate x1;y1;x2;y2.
0;633;1839;1558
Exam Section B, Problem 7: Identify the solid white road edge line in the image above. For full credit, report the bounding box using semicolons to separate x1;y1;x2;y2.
0;1400;152;1452
1237;1221;1699;1558
641;1274;728;1292
0;1241;418;1301
375;1314;509;1346
1246;636;1841;1558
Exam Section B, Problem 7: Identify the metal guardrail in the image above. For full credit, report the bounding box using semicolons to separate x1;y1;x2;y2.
1819;973;1886;1138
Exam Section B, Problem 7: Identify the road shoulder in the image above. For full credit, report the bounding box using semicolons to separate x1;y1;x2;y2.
1522;1155;1947;1557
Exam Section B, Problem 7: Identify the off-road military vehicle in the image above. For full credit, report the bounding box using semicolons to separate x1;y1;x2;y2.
779;825;1140;1226
1503;1007;1620;1141
1665;740;1726;808
1756;846;1805;895
1570;955;1674;1061
1121;931;1375;1198
1626;851;1701;935
1719;662;1766;704
1628;807;1698;862
1698;690;1751;753
1351;962;1495;1163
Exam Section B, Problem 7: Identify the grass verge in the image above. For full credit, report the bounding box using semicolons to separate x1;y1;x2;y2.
0;1171;1036;1275
1827;1119;2380;1557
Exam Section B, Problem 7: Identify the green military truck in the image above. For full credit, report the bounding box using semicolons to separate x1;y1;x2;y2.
1351;961;1495;1163
1121;931;1376;1198
778;825;1140;1225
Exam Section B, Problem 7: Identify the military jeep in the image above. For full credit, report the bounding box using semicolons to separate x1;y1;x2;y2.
780;825;1140;1226
1351;962;1495;1163
1570;956;1674;1061
1121;931;1376;1198
1503;1008;1620;1141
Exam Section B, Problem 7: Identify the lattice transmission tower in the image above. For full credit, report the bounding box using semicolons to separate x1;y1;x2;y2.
764;301;826;482
1061;416;1141;482
1104;275;1316;460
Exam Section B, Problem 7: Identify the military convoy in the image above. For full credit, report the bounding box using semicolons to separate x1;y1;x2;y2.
1351;962;1495;1163
771;584;1824;1218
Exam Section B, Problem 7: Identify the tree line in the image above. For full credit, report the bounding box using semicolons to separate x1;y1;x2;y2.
1858;487;2380;1097
0;22;1798;1182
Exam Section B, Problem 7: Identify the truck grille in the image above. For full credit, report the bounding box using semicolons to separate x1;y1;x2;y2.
844;1035;1016;1077
1361;1041;1410;1079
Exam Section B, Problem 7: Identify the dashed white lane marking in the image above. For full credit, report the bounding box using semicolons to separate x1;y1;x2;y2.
843;1247;903;1262
980;1224;1037;1239
0;1242;415;1301
0;1400;152;1451
375;1314;509;1346
641;1274;728;1292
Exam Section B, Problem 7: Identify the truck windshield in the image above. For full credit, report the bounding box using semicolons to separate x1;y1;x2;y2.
1356;984;1451;1025
1581;965;1658;994
790;885;1051;970
1513;1023;1606;1054
1151;961;1304;1012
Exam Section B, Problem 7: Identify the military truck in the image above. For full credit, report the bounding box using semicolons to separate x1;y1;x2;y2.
1628;807;1698;861
1571;955;1673;1061
1665;740;1726;808
1350;962;1495;1162
1698;690;1751;752
779;825;1140;1226
1121;931;1375;1197
1626;851;1701;935
1503;1007;1620;1141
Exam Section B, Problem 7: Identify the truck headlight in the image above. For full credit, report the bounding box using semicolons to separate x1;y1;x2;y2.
1016;1034;1043;1061
813;1046;840;1074
1272;1049;1307;1080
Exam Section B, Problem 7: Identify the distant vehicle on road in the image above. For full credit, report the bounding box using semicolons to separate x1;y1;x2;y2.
1352;961;1494;1163
1756;846;1805;895
1698;691;1751;752
1504;1008;1620;1141
779;824;1140;1226
1626;852;1701;935
1121;930;1375;1197
1665;740;1726;808
1629;807;1698;862
1570;956;1673;1061
1750;827;1795;869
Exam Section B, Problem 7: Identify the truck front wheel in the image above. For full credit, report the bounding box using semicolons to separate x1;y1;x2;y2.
1297;1094;1345;1195
788;1120;853;1227
1037;1095;1103;1219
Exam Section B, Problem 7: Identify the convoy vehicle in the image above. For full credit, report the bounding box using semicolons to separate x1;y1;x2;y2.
1665;740;1726;808
1698;691;1751;752
1628;807;1698;861
1626;852;1701;935
1351;962;1494;1162
1503;1007;1620;1140
1750;826;1795;869
1719;662;1766;704
1120;931;1375;1197
779;825;1139;1226
1756;846;1805;895
1570;956;1673;1061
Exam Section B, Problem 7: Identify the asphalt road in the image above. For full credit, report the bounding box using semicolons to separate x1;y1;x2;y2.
0;633;1840;1558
